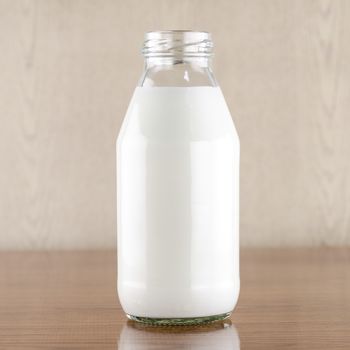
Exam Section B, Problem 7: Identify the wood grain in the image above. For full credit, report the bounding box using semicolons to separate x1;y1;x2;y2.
0;0;350;248
0;248;349;349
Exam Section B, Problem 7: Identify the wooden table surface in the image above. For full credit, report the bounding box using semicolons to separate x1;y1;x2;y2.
0;248;349;349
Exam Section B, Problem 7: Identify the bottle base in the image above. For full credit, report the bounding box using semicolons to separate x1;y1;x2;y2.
126;312;231;326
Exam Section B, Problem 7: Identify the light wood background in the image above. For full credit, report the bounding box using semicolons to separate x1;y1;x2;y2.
0;0;349;249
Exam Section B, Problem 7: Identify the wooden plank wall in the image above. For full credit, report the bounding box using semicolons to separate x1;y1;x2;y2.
0;0;349;249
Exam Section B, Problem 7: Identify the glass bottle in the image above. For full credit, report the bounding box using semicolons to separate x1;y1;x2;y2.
117;30;240;325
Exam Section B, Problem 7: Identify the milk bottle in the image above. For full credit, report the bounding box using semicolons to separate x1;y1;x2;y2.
117;31;240;325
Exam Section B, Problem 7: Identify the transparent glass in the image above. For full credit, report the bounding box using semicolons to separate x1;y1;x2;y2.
117;31;240;326
139;30;217;87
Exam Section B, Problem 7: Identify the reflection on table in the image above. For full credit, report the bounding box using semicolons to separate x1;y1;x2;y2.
118;319;240;350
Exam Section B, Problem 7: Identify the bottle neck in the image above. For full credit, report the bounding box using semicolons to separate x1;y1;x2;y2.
144;56;211;69
140;31;216;87
139;56;216;87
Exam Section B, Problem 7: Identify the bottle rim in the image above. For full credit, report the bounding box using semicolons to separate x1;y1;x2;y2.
142;30;213;58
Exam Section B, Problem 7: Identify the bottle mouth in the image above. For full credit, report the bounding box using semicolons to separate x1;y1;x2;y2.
142;30;213;58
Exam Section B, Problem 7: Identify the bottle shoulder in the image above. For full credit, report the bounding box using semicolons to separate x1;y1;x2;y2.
118;87;238;143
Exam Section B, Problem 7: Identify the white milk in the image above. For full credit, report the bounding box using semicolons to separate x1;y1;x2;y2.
117;87;239;318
